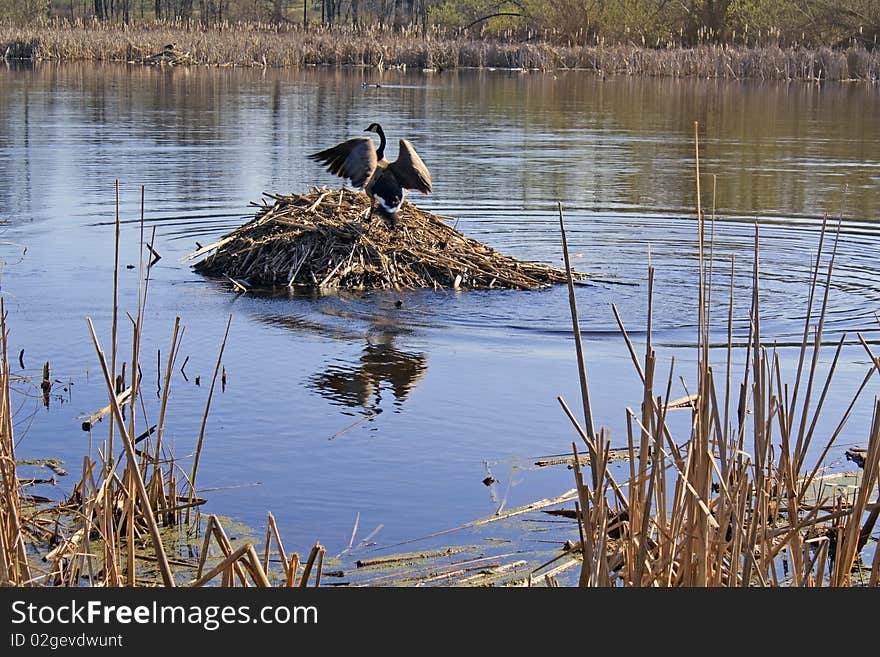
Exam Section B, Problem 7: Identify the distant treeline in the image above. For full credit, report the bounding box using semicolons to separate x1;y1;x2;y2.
1;0;878;49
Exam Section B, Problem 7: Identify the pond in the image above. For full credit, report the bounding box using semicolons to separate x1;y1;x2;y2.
1;61;879;558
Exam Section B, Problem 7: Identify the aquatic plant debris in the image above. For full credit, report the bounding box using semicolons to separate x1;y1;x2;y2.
190;187;586;290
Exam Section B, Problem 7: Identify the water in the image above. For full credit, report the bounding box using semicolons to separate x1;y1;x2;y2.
1;62;879;556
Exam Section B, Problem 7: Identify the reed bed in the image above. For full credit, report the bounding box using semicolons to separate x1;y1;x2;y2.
554;125;880;587
191;187;577;290
2;20;879;80
138;44;196;65
0;183;324;588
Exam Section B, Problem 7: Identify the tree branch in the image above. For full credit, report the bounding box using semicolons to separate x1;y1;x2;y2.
464;12;523;30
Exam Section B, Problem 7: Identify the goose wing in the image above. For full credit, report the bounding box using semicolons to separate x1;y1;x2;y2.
389;139;432;194
308;137;378;188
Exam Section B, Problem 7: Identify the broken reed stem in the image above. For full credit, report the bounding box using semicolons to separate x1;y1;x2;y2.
203;515;250;586
153;317;181;472
0;299;30;584
191;543;252;587
195;514;217;580
695;121;705;362
81;387;132;432
314;548;325;587
117;188;152;587
298;542;325;587
186;314;233;524
126;478;135;586
557;396;629;511
794;218;842;475
693;120;713;587
85;318;175;587
789;215;828;453
266;512;289;578
126;185;151;452
286;553;301;587
570;442;594;586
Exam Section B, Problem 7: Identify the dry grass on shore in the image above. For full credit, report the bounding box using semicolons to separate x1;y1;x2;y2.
2;20;879;80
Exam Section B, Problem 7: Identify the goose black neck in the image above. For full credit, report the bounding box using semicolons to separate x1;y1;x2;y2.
375;124;387;160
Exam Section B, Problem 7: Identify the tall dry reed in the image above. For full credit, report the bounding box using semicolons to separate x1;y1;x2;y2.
0;182;323;587
560;124;879;587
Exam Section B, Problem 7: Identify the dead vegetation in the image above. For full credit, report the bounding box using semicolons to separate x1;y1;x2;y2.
548;125;880;586
1;20;879;80
0;183;324;588
191;187;579;291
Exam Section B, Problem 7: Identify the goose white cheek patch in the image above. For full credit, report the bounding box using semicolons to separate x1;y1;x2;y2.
378;197;400;214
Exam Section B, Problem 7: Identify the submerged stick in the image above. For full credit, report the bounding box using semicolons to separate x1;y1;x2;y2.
186;314;233;524
81;387;132;431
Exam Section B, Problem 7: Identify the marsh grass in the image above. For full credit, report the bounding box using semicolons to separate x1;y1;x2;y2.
560;125;880;586
0;182;323;587
2;20;879;80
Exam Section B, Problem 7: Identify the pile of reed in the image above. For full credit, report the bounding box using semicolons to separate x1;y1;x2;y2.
191;187;578;291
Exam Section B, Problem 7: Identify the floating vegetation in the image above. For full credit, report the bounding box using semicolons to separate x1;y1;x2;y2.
191;187;581;291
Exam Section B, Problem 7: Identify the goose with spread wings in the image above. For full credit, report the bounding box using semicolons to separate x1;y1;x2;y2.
308;123;432;223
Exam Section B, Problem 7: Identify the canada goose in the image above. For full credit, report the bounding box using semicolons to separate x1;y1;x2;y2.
308;123;432;224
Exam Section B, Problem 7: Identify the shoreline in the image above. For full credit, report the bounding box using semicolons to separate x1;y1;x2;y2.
2;21;879;82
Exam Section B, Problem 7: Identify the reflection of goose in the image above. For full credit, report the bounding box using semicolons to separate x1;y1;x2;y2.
310;336;428;413
308;122;432;223
248;295;428;415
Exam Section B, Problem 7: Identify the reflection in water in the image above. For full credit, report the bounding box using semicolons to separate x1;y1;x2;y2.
254;297;428;416
310;331;428;414
3;61;879;231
